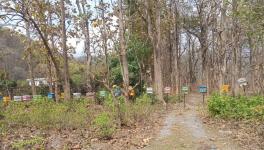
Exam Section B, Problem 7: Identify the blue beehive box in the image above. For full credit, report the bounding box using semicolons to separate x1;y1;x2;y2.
0;96;3;101
199;85;207;93
48;93;55;100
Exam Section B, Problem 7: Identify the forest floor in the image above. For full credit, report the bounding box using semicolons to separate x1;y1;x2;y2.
141;93;261;150
1;94;263;149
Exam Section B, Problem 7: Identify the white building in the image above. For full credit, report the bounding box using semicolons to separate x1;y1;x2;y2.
26;78;48;86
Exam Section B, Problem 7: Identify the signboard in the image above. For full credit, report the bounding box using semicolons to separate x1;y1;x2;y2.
237;78;248;87
114;88;122;97
182;86;189;94
48;93;55;100
73;93;81;99
199;85;207;93
14;96;22;102
221;85;230;93
33;95;42;101
60;93;64;99
3;96;10;105
99;91;107;97
146;87;153;94
22;95;32;101
164;87;171;94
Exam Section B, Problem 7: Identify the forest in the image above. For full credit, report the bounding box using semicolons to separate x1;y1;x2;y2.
0;0;264;149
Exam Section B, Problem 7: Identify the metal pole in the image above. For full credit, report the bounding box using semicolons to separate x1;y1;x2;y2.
184;93;186;108
203;93;205;104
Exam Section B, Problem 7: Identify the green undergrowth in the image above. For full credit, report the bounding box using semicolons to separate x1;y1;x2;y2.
11;136;45;150
208;93;264;120
0;93;172;139
0;99;92;129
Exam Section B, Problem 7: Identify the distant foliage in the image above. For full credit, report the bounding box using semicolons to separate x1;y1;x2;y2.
208;94;264;120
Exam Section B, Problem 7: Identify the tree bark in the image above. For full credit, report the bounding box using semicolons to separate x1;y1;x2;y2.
155;0;165;105
76;0;92;92
60;0;71;100
25;20;36;96
171;0;181;94
218;0;228;91
231;0;240;96
118;0;130;97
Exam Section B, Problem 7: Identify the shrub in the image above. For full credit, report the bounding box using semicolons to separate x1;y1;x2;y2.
208;93;264;120
93;112;115;139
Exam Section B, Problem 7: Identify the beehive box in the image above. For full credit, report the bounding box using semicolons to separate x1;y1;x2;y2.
73;93;81;99
14;96;22;102
22;95;32;101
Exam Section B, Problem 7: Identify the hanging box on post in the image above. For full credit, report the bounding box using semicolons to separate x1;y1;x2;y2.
99;91;107;97
33;95;42;101
48;93;55;100
3;96;11;103
146;87;153;94
14;96;22;102
22;95;32;101
73;93;81;99
182;86;189;94
199;85;207;93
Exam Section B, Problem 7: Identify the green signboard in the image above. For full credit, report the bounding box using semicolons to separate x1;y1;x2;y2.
182;86;189;94
99;91;107;97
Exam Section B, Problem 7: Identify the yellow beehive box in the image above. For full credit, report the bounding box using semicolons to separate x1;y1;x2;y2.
3;96;11;105
221;85;230;93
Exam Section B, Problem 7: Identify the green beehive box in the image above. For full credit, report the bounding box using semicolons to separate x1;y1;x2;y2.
182;86;189;94
33;95;43;100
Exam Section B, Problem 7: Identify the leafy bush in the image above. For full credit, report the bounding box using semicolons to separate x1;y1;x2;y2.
102;94;155;126
208;94;264;120
93;112;115;139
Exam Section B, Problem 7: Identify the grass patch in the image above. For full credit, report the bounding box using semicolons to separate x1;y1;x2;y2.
1;99;92;129
11;136;45;150
208;93;264;120
0;94;167;141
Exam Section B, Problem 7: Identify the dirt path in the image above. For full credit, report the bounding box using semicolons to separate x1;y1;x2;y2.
142;93;241;150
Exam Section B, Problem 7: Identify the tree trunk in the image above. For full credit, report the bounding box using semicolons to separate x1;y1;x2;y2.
144;0;165;104
76;0;92;92
155;0;165;105
218;0;228;91
47;56;53;93
118;0;130;97
231;0;240;96
99;0;110;86
171;0;181;94
25;21;36;96
60;0;71;100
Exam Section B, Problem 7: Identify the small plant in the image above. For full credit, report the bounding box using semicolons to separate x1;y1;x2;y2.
11;136;45;150
93;112;115;139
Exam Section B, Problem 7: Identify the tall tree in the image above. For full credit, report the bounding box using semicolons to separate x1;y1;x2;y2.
60;0;71;100
118;0;130;97
76;0;92;92
25;21;37;96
